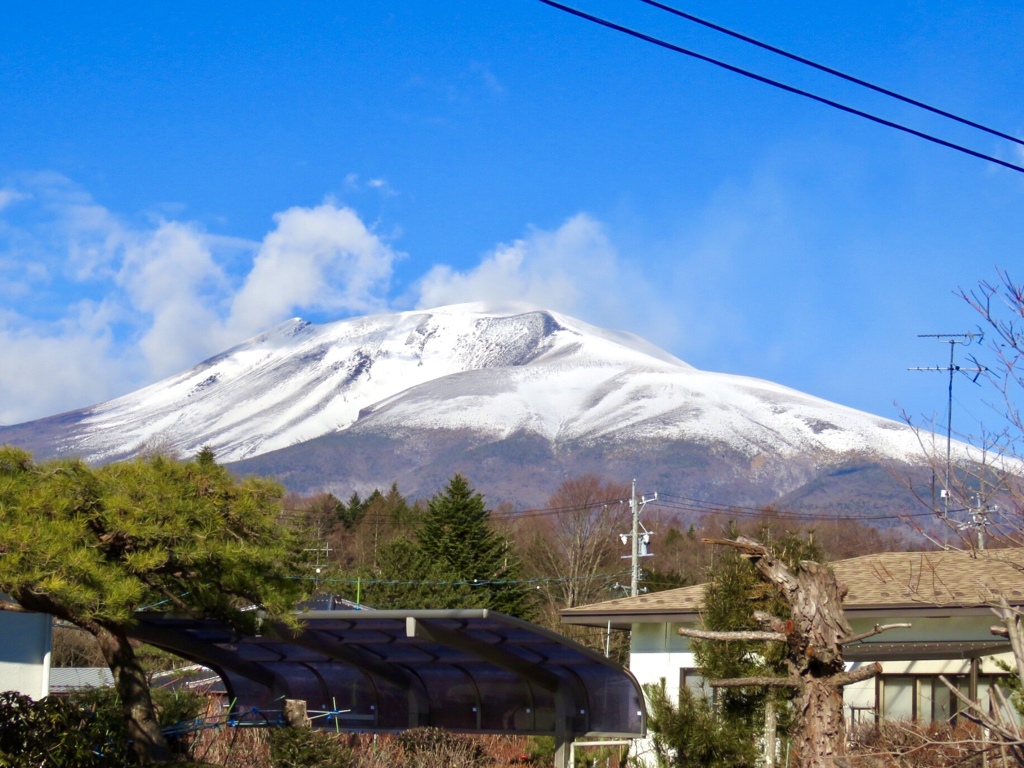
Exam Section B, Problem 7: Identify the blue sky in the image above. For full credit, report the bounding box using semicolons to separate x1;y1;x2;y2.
1;1;1022;442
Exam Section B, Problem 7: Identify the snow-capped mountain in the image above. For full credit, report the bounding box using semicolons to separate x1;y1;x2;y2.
0;303;940;510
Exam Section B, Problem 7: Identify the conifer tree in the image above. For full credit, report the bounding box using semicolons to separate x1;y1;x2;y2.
0;446;305;765
417;474;531;617
360;475;532;617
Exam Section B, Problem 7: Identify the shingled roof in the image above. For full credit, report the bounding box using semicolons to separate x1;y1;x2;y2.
562;548;1024;628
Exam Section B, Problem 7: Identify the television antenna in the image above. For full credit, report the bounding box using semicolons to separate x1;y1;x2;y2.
909;332;986;515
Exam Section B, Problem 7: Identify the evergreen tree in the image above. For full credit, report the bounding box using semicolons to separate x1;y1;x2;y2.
644;679;753;768
359;475;532;617
0;446;305;765
417;474;531;616
362;536;482;610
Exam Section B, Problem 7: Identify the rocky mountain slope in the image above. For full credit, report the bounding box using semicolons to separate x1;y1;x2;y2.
0;303;940;512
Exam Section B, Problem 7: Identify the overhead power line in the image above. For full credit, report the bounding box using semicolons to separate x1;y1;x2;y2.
492;495;632;519
654;493;939;522
636;0;1024;149
283;487;936;526
537;0;1024;175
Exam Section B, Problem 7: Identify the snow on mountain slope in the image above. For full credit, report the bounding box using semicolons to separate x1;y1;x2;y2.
13;303;928;467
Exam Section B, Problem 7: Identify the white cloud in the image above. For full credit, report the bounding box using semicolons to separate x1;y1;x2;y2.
366;178;396;196
0;188;29;212
227;203;396;337
0;179;400;424
470;63;504;95
417;214;608;312
416;213;677;345
0;306;128;424
117;220;231;377
343;173;397;197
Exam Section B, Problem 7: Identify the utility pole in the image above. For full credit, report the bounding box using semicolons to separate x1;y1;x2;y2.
303;515;332;591
620;479;657;597
969;493;998;551
909;332;985;516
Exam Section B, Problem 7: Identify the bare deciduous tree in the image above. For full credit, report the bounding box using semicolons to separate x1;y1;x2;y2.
514;475;630;645
896;269;1024;763
679;536;908;768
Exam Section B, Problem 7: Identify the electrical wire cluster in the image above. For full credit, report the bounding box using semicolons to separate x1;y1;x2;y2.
653;492;936;523
538;0;1024;173
293;573;624;588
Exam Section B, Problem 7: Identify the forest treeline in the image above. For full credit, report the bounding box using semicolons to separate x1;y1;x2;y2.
279;472;916;651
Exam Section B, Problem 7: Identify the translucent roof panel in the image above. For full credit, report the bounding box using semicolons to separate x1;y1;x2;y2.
130;609;645;738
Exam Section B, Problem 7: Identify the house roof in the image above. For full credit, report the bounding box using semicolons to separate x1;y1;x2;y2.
562;548;1024;628
48;666;114;693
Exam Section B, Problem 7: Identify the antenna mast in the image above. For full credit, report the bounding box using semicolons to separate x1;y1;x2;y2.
909;332;985;515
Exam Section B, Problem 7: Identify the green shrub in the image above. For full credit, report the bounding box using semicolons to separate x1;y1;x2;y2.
0;687;207;767
268;727;354;768
0;689;130;767
644;679;758;768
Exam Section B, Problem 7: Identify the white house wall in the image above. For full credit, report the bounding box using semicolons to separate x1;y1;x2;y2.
0;608;51;699
630;623;694;704
629;615;1016;711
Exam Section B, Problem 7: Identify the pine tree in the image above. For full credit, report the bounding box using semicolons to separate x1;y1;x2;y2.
647;526;823;768
0;446;306;765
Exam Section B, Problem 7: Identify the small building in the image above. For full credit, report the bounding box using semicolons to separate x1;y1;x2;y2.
0;596;52;699
562;548;1024;729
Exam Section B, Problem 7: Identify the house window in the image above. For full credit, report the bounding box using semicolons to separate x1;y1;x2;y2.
924;679;954;722
882;676;915;719
679;668;708;699
879;674;1010;723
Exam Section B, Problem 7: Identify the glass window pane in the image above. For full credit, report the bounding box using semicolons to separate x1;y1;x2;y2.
977;678;992;714
932;681;953;723
884;677;915;720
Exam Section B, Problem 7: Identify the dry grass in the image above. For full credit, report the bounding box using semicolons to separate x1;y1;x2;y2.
180;716;542;768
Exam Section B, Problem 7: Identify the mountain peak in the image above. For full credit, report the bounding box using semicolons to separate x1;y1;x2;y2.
0;305;931;504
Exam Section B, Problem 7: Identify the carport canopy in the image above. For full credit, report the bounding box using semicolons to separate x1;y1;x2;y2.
129;605;645;763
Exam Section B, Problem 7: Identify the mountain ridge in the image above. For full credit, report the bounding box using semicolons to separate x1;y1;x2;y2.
0;303;943;514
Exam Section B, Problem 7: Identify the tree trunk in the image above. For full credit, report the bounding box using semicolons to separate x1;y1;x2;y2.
698;538;888;768
94;625;172;764
792;677;847;768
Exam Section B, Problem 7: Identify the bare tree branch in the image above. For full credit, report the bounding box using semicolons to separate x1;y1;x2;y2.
992;598;1024;687
677;626;786;643
831;662;882;687
0;598;29;613
709;675;802;689
839;622;913;645
700;537;769;558
939;674;1023;747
